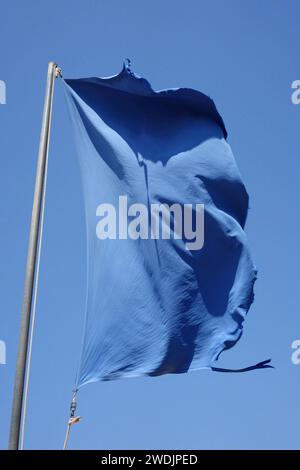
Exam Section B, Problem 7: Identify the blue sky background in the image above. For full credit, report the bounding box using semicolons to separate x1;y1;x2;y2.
0;0;300;450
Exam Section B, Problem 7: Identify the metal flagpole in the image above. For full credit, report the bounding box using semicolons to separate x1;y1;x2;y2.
8;61;61;450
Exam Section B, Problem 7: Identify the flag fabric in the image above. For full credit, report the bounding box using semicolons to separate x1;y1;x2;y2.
63;65;257;388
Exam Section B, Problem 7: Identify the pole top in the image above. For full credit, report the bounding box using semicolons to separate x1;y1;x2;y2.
48;62;62;78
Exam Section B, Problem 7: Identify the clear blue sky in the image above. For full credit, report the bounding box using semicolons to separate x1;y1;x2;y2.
0;0;300;450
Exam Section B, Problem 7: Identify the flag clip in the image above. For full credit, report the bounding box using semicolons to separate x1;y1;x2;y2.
63;391;81;450
124;58;132;74
55;65;62;78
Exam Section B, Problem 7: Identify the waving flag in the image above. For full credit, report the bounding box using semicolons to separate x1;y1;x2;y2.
64;65;259;388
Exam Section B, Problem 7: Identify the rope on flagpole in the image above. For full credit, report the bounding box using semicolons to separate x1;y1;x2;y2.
63;391;81;450
60;66;82;450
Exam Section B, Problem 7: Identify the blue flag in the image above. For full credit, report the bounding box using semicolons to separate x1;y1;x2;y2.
64;65;263;388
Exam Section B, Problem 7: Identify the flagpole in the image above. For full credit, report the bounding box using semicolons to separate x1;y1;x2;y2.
8;61;61;450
